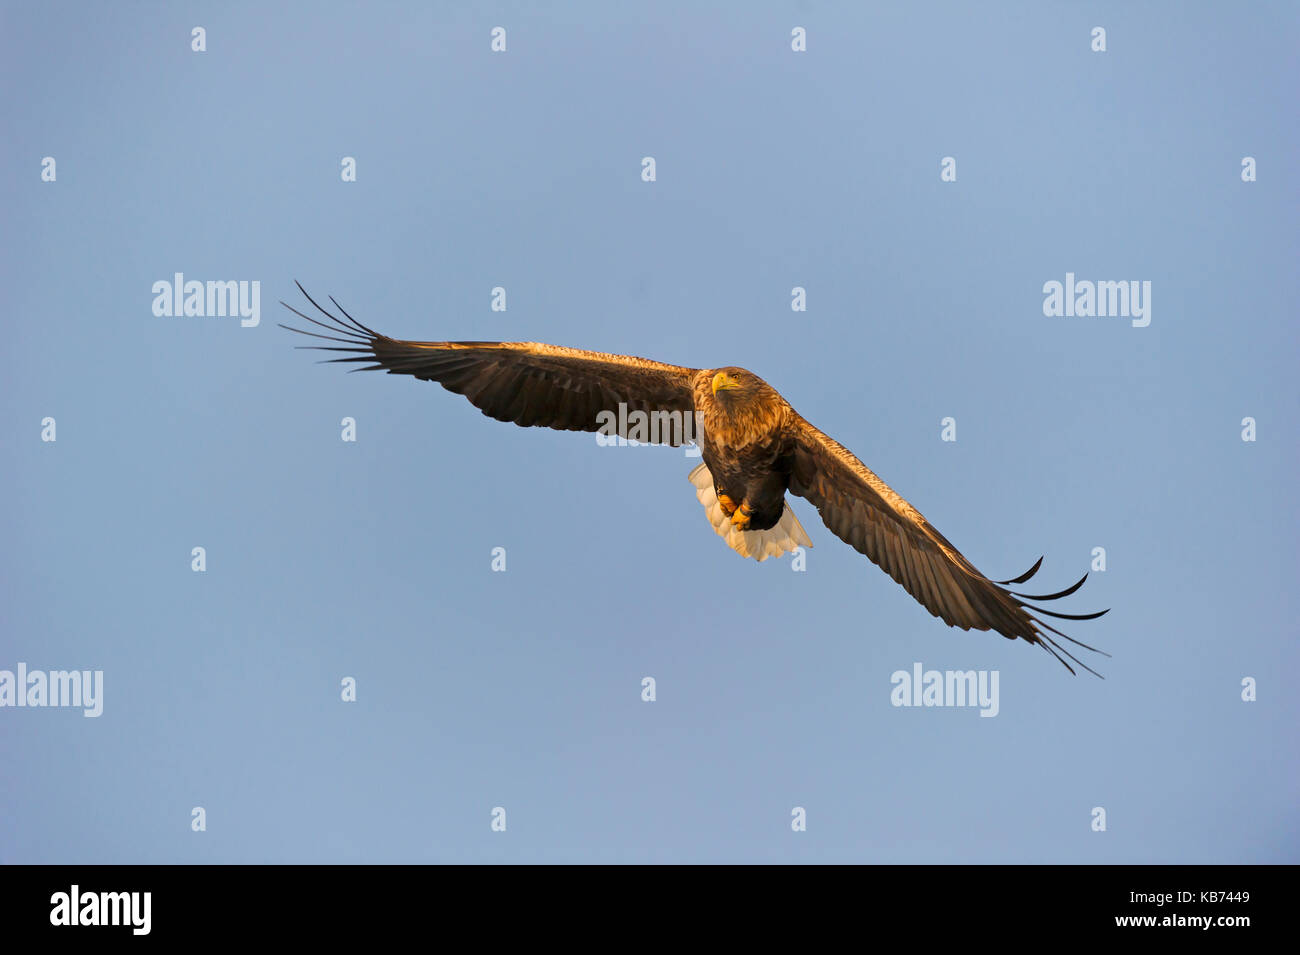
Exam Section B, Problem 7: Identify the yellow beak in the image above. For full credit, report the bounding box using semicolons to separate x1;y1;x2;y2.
712;371;738;396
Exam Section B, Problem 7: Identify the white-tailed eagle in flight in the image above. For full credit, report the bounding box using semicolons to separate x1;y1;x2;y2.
282;285;1109;676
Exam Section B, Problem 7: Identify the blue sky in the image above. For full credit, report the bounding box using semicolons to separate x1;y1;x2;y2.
2;1;1296;863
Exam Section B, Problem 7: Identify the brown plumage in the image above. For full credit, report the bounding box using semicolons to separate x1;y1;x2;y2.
282;284;1110;676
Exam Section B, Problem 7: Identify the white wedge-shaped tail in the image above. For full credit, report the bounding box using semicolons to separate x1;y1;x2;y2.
688;463;813;562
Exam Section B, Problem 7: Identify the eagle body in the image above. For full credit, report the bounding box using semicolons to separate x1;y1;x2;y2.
692;367;794;534
283;286;1110;676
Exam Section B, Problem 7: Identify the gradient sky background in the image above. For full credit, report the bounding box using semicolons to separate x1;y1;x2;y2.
2;1;1296;863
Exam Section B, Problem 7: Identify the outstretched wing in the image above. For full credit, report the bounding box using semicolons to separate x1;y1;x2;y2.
786;415;1109;675
281;285;700;442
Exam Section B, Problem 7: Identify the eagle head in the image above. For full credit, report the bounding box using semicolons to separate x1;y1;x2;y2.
711;367;765;400
703;368;787;443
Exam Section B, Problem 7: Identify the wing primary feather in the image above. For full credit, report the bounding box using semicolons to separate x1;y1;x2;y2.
293;281;352;330
278;304;368;341
1030;615;1113;658
1027;606;1111;622
1010;572;1089;601
995;556;1043;585
281;327;371;345
294;283;380;342
292;348;374;356
327;294;382;337
1035;631;1104;678
1037;640;1079;676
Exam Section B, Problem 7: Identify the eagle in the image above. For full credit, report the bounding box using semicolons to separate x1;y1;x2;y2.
282;285;1109;676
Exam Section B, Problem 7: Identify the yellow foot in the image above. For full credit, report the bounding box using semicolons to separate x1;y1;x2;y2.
717;493;738;518
731;503;754;528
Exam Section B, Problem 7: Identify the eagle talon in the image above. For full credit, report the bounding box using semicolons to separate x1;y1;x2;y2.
717;493;738;517
731;503;754;528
